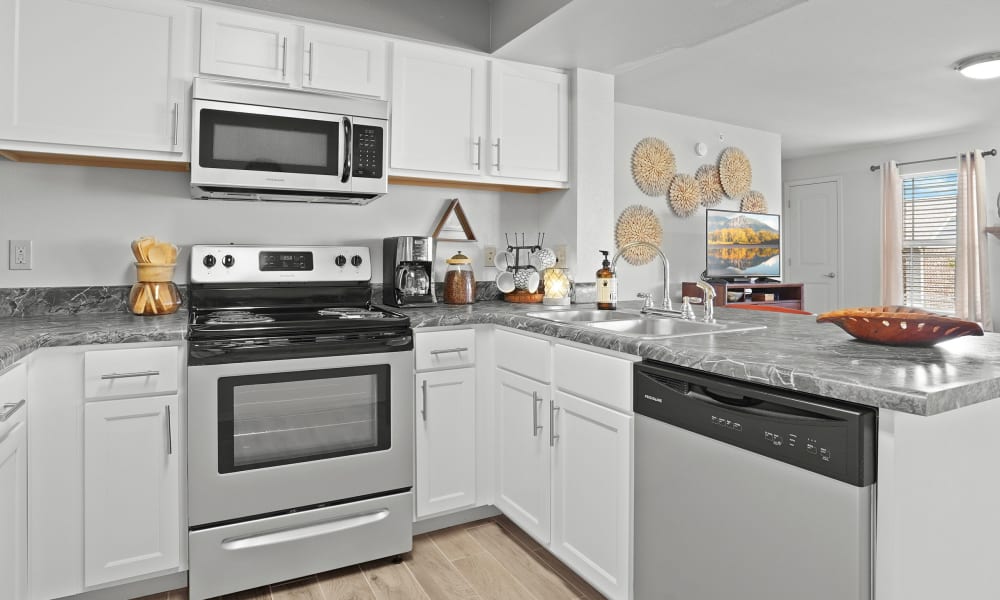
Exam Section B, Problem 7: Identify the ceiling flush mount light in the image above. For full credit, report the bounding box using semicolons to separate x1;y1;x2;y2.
954;52;1000;79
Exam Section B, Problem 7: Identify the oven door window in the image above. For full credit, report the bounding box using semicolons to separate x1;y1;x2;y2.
199;109;340;176
217;365;389;473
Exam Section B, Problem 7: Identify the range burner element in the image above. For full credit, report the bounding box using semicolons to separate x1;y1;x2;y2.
318;307;386;319
205;311;276;325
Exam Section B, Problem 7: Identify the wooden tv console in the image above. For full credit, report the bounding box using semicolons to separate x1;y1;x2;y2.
681;281;804;310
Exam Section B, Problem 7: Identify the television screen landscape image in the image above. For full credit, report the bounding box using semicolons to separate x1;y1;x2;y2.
706;209;781;278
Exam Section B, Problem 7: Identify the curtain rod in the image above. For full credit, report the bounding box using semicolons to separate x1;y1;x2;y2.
869;148;997;172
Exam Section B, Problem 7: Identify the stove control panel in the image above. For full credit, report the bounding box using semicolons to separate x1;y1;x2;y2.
190;245;372;283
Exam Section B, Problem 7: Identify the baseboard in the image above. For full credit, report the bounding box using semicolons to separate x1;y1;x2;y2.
412;504;501;535
58;571;187;600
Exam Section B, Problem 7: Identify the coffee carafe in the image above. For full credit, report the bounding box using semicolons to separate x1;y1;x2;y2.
382;236;437;306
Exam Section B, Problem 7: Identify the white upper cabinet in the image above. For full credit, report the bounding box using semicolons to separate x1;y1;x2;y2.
0;0;190;154
199;7;296;85
489;61;569;182
390;42;487;175
303;25;386;98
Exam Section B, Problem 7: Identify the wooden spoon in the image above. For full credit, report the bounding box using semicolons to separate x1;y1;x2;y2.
136;237;156;263
147;243;169;264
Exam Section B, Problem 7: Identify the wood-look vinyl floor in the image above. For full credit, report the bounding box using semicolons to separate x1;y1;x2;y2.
135;516;606;600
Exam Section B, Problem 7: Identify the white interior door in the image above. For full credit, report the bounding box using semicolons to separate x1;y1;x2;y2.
785;179;842;313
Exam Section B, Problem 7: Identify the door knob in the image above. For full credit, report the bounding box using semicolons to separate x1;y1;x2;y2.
822;272;836;278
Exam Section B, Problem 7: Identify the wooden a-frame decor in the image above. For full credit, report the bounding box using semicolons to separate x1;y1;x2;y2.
431;198;477;242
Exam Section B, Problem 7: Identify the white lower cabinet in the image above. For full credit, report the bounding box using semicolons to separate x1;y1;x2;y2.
84;395;180;587
495;368;551;544
0;364;28;600
551;391;632;600
415;368;477;517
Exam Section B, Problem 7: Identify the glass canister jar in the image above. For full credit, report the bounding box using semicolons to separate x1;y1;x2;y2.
130;263;182;315
443;252;475;304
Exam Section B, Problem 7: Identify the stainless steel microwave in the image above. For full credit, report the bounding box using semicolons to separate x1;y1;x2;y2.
190;78;388;205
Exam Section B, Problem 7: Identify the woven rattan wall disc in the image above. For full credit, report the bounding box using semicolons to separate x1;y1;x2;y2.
695;164;724;207
631;137;676;196
668;173;700;218
615;205;663;266
718;147;752;199
740;190;768;213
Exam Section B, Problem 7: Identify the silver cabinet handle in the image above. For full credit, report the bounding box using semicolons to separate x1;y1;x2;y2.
549;402;560;447
307;41;314;84
100;370;160;380
281;36;288;79
421;379;428;421
493;138;501;170
430;347;469;356
171;102;179;147
473;136;481;170
823;272;837;278
165;404;173;455
0;399;25;422
532;392;542;437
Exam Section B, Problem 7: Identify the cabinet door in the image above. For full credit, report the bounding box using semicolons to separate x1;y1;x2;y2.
415;368;477;518
489;61;569;181
495;369;550;543
200;7;296;84
303;25;386;97
84;395;179;587
390;42;486;175
551;392;631;600
0;421;27;600
0;0;188;153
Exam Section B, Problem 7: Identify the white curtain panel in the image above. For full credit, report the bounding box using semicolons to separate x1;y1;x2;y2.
880;161;903;305
956;151;993;331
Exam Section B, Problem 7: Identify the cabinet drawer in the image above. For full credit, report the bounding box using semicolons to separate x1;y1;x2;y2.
415;329;476;371
554;345;632;412
84;346;178;399
495;329;550;383
0;363;27;437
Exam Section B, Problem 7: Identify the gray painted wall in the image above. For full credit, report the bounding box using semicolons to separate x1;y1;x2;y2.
212;0;491;51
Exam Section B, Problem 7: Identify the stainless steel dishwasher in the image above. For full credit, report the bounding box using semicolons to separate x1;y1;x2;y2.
634;360;877;600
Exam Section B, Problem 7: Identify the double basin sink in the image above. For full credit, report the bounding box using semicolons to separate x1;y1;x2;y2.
524;308;765;339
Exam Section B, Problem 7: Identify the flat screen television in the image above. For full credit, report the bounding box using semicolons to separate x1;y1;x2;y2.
705;209;781;280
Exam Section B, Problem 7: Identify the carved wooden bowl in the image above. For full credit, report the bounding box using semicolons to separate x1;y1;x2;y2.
816;306;984;346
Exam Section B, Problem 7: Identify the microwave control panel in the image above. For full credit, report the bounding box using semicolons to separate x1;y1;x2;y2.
353;125;383;179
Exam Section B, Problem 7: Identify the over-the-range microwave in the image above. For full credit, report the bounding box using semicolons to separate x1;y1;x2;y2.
190;78;388;205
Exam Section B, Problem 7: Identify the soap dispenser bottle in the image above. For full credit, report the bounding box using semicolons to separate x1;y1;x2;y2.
596;250;618;310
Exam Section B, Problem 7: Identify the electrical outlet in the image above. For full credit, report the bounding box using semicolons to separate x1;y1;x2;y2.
9;240;32;270
484;245;497;266
554;244;568;267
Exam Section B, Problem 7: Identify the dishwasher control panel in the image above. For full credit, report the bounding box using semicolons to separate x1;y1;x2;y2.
635;361;876;487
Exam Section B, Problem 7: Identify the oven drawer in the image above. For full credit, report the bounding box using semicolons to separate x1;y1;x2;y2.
84;346;178;400
188;491;412;600
415;329;476;371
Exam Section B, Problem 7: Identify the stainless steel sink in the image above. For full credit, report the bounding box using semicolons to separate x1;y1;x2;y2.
587;318;765;339
525;309;640;323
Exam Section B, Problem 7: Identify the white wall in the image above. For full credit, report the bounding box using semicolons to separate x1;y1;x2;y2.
0;161;503;287
783;126;1000;326
614;103;783;302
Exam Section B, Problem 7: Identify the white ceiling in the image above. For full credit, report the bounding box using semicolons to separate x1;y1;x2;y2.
496;0;1000;158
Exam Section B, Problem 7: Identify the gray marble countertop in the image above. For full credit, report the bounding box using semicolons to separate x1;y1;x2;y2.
399;300;1000;416
2;301;998;416
0;311;188;372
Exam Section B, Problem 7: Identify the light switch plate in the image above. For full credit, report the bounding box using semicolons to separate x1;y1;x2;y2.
9;240;31;270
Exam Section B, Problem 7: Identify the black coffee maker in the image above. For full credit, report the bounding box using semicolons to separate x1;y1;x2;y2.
382;236;437;307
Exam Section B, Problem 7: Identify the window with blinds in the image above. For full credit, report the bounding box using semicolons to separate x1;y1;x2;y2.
901;171;957;314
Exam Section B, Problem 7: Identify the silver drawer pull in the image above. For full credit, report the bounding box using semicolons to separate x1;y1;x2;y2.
0;399;25;422
430;347;469;356
221;508;391;551
101;370;160;380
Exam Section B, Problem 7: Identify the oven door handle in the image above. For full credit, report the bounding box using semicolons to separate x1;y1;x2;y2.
386;335;412;347
220;508;391;551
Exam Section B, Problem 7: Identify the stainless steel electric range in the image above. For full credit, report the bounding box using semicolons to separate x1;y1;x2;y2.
185;244;413;600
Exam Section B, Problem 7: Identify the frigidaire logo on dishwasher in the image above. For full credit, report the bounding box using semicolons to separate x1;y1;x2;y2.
644;394;663;403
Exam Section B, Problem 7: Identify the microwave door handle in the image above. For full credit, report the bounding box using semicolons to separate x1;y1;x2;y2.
341;116;352;184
